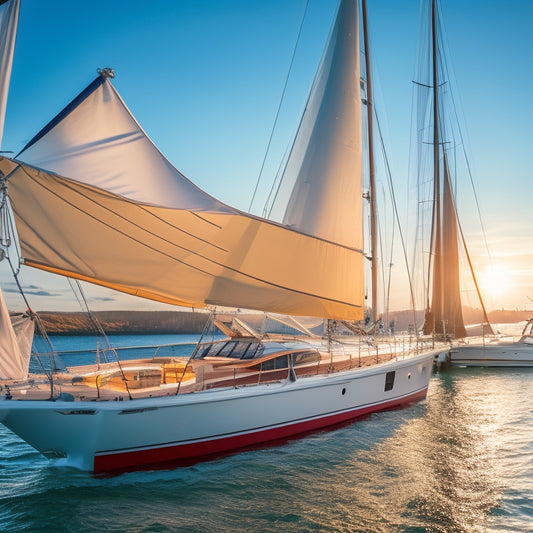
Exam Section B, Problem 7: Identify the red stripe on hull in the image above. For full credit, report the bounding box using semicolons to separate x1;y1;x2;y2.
93;388;427;473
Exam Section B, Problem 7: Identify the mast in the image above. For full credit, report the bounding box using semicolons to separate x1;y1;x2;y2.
362;0;378;326
427;0;442;334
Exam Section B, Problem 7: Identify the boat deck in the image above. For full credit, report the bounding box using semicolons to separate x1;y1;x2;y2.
1;338;438;402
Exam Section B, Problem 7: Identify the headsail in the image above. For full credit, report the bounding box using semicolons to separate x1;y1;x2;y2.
17;72;231;212
0;0;20;148
272;0;362;252
431;154;466;337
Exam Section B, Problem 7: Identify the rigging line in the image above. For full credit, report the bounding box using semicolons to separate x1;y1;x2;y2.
385;186;397;325
25;164;362;252
407;75;426;309
5;255;58;363
248;0;309;214
69;181;228;253
447;74;492;265
68;279;110;347
135;205;228;253
265;135;295;219
266;0;337;220
17;170;362;310
374;108;420;336
262;141;291;219
177;309;215;395
19;170;227;271
69;278;133;398
451;185;493;333
431;0;492;278
0;185;59;371
376;196;386;321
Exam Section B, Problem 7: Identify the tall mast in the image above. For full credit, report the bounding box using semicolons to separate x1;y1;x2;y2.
362;0;378;326
429;0;443;332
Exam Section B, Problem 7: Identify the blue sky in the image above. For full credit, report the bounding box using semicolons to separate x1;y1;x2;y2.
1;0;532;313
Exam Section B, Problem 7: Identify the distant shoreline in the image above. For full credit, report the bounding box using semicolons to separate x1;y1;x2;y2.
19;308;531;337
37;310;211;336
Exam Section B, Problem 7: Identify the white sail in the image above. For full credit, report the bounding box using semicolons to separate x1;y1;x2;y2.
17;75;231;212
0;0;19;148
274;0;362;252
0;287;34;380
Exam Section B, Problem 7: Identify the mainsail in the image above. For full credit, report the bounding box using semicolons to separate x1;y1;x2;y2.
1;0;365;321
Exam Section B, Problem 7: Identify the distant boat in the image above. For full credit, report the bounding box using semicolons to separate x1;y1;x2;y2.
411;0;532;367
449;319;533;367
0;0;437;472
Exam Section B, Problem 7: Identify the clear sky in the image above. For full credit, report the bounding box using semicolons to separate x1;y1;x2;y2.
1;0;532;314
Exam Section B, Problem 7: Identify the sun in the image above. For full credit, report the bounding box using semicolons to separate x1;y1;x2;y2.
479;264;511;301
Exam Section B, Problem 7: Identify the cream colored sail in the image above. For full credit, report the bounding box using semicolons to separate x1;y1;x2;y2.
2;155;364;320
17;75;231;212
3;0;364;321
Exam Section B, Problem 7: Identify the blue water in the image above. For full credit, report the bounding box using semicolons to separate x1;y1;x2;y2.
0;335;531;532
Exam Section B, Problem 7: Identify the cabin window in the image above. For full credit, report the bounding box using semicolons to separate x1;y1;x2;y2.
293;350;320;365
229;342;251;359
195;342;224;358
217;341;238;357
241;343;259;359
261;355;288;371
384;371;395;391
242;343;264;360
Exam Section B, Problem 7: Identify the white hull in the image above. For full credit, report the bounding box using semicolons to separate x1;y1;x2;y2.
450;342;533;367
0;352;435;472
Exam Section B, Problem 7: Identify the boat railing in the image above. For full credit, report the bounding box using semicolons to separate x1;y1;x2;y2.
5;335;443;401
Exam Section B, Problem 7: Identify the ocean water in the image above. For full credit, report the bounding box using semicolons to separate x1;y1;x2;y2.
0;336;531;533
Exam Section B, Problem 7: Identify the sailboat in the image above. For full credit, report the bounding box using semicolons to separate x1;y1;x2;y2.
0;0;437;472
413;0;533;367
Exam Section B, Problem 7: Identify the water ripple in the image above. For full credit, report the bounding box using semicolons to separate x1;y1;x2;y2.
0;368;531;532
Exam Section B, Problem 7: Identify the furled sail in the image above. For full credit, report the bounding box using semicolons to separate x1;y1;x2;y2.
274;0;362;252
430;155;466;337
0;287;34;380
0;0;19;148
420;0;490;337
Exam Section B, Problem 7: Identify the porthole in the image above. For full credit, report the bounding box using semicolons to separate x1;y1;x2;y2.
342;388;346;395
